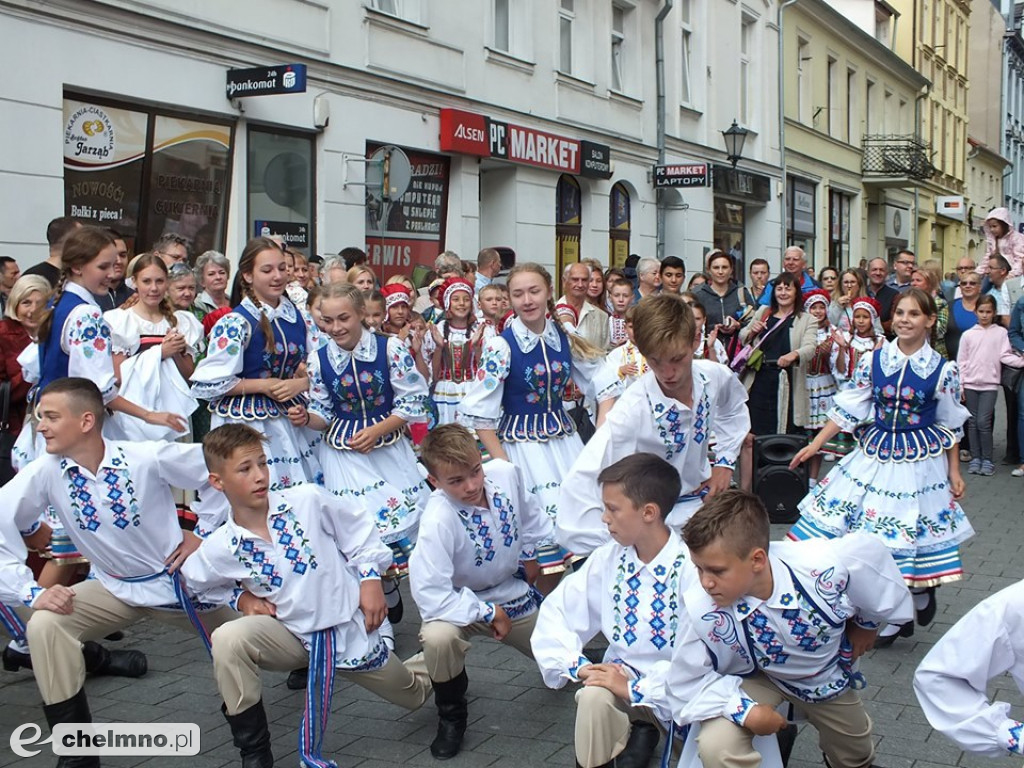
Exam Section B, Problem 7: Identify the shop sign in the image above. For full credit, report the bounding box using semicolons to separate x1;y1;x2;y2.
654;163;710;188
226;64;307;98
580;141;612;179
936;195;965;221
255;220;308;249
438;108;490;156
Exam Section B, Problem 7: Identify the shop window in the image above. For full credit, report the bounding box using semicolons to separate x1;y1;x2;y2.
63;95;233;258
248;127;315;253
556;174;582;289
786;176;816;259
713;201;745;275
609;182;630;267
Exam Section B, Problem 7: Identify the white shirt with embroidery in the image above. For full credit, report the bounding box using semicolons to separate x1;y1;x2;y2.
409;459;552;626
53;282;119;403
182;485;395;668
0;440;216;608
915;579;1024;757
532;532;697;700
105;308;205;359
458;317;622;431
557;364;750;556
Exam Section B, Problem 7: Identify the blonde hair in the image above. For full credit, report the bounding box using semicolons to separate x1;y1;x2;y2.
631;294;697;358
506;263;605;360
347;265;376;287
318;282;366;314
384;274;416;294
5;275;51;322
420;423;481;474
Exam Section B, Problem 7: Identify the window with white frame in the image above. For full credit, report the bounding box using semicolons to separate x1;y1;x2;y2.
560;0;575;74
827;56;838;136
611;4;626;91
494;0;511;51
369;0;421;23
797;38;810;124
680;0;693;105
865;78;874;133
846;68;856;144
740;14;754;125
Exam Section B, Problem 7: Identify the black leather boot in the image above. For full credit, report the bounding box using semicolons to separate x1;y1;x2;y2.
610;721;660;768
82;641;148;678
430;669;469;760
2;645;32;672
42;688;100;768
222;700;274;768
286;667;308;690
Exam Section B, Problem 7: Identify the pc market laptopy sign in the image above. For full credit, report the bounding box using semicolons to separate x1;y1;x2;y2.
226;64;307;98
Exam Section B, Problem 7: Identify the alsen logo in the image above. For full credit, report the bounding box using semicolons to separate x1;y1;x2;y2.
454;123;486;143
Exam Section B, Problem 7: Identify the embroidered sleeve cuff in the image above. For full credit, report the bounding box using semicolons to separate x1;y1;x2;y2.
457;414;500;431
1001;718;1024;755
308;400;333;425
728;696;757;726
481;601;496;623
828;403;861;432
19;521;41;537
191;376;241;401
520;547;537;561
712;454;737;469
22;584;45;608
358;564;382;582
629;676;647;705
228;588;245;612
566;655;592;683
851;616;880;630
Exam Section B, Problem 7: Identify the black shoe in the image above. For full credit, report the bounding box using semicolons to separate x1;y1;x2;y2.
286;667;309;690
874;622;914;649
43;689;101;768
82;641;148;678
104;631;124;641
611;721;661;768
778;723;798;767
222;700;274;768
915;587;937;627
2;646;32;672
385;581;404;624
430;670;469;760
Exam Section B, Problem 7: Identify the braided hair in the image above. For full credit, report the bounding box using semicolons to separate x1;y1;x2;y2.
128;253;178;329
236;237;284;353
38;225;117;341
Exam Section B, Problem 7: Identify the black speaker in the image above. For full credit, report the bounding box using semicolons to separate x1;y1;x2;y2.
753;434;809;524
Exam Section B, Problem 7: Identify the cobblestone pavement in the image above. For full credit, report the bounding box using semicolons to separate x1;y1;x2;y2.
1;408;1022;768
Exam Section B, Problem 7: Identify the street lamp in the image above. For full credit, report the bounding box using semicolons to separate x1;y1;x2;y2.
722;119;749;168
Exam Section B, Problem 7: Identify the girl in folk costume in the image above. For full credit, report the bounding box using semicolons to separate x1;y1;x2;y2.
422;278;483;425
380;284;429;379
790;289;974;646
604;304;648;387
690;301;726;363
190;237;323;505
458;263;621;593
105;254;204;527
801;288;839;483
606;279;633;349
297;283;431;619
828;296;885;457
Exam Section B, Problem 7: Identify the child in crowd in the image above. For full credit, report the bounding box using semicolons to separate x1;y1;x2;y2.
791;289;973;646
914;579;1024;758
410;424;551;759
297;283;431;623
182;424;431;768
380;284;429;379
477;283;506;337
458;263;621;592
648;490;912;768
423;278;483;425
558;294;749;558
604;305;648;387
607;280;633;348
801;289;838;483
532;453;692;768
364;290;386;333
827;296;884;457
690;301;726;363
957;293;1024;475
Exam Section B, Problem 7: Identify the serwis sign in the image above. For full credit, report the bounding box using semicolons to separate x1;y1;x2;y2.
226;64;308;98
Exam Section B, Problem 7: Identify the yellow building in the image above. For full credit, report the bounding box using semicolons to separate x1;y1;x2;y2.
783;0;930;272
888;0;971;268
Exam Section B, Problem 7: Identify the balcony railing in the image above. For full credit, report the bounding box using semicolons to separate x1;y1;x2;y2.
862;135;935;181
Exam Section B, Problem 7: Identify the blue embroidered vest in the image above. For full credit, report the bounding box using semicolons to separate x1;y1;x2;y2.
212;302;309;421
38;292;90;397
318;335;401;450
854;349;955;462
497;325;575;442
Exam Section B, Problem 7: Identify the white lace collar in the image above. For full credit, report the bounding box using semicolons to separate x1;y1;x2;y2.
65;281;100;307
879;339;941;379
326;328;379;371
509;316;562;353
240;295;297;324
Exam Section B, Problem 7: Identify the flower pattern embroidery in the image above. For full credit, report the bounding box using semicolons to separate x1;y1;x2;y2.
70;310;111;359
523;356;566;404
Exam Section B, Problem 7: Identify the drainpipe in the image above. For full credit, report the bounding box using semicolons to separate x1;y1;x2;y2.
655;0;673;261
778;0;798;260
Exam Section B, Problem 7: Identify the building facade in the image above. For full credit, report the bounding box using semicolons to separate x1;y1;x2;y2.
1003;2;1024;222
0;0;785;286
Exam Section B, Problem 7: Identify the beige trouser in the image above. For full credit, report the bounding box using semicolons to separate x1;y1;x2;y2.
574;685;665;768
697;674;873;768
24;579;237;704
211;615;432;715
419;612;537;682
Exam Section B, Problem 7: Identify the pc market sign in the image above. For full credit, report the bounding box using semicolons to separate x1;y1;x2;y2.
226;64;307;98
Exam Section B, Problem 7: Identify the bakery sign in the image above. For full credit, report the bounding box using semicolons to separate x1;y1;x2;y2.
438;108;611;179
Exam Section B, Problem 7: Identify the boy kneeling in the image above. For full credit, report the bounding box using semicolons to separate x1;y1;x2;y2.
532;453;693;768
182;424;431;768
410;424;552;760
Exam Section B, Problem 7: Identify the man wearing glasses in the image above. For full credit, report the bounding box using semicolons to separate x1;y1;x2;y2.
152;233;190;267
886;249;916;292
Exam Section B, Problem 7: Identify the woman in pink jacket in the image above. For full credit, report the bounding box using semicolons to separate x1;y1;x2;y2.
957;294;1024;475
978;207;1024;278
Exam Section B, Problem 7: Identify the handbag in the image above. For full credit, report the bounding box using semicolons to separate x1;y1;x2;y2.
1002;362;1024;393
730;312;792;376
0;380;16;485
568;402;597;444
